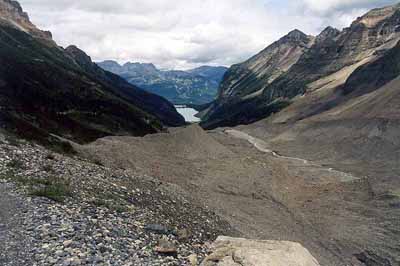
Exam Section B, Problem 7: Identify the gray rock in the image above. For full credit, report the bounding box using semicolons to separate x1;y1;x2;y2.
201;236;320;266
144;224;171;235
154;237;178;256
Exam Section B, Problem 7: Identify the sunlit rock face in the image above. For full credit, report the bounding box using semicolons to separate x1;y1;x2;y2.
0;0;53;41
202;3;400;129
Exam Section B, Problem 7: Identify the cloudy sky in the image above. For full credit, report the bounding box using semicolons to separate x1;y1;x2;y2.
19;0;398;70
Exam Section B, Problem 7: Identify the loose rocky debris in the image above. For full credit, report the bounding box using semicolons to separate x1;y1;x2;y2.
0;136;236;266
201;236;320;266
0;182;35;266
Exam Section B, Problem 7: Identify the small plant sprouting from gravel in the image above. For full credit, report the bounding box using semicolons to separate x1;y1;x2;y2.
388;189;400;199
92;198;129;213
30;177;72;203
5;173;71;202
113;204;129;214
3;169;72;203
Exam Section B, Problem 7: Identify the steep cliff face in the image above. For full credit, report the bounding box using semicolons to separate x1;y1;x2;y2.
342;41;400;97
217;30;314;100
0;0;52;41
202;3;400;129
0;0;185;144
266;4;400;99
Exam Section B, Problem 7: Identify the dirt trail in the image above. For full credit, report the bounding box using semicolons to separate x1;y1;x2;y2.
225;129;360;183
0;183;33;266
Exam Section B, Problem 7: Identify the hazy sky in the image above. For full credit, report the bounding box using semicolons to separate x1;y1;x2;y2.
19;0;398;70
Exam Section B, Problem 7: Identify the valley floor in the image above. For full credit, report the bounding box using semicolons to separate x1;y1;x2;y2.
1;124;399;265
78;125;400;266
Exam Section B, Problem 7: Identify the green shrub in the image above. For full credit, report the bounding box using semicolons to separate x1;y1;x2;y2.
31;180;72;203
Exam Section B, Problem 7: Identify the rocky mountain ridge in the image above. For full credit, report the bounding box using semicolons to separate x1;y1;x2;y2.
0;0;52;41
0;0;185;145
217;29;314;100
201;3;400;128
98;61;228;105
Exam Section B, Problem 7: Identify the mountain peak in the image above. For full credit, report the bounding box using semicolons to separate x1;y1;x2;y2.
123;62;158;72
124;62;157;67
0;0;28;22
0;0;53;41
286;29;307;38
279;29;314;46
354;3;400;28
65;45;94;68
316;26;341;42
100;60;121;67
320;26;340;34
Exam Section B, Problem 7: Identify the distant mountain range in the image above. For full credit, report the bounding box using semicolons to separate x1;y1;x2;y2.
97;61;228;105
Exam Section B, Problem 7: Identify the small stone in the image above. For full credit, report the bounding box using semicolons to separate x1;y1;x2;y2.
63;240;73;248
177;228;190;241
62;258;72;266
144;224;170;235
188;254;198;265
154;237;177;256
55;250;65;256
47;257;58;264
70;257;81;266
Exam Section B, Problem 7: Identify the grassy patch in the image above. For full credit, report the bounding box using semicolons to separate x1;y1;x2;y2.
113;204;129;214
3;171;72;203
389;189;400;198
0;171;24;183
0;171;29;185
31;180;72;203
92;198;129;213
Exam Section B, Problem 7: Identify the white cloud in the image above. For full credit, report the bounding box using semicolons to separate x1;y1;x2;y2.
301;0;397;13
18;0;399;70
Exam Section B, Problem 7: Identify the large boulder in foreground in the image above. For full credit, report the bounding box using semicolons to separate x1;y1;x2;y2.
201;236;320;266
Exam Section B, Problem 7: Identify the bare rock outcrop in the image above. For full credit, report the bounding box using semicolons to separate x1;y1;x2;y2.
0;0;53;41
202;3;400;129
201;236;320;266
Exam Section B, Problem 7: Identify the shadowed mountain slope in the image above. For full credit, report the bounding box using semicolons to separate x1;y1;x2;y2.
0;0;184;144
